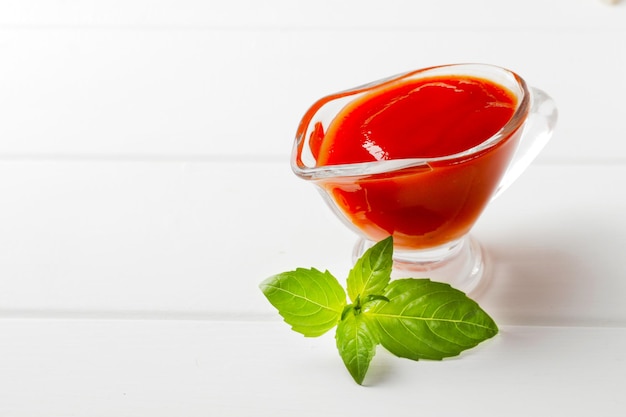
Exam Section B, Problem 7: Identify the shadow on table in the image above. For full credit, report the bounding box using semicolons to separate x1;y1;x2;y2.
476;218;624;327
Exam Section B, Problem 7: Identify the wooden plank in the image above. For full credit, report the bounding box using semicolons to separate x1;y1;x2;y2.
0;319;624;416
0;159;355;317
0;0;623;29
0;28;623;160
0;161;624;326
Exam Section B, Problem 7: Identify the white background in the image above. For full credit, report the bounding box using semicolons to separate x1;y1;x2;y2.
1;1;625;416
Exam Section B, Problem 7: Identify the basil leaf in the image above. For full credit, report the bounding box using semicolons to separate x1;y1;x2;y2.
370;278;498;360
346;236;393;303
335;312;378;385
260;268;346;337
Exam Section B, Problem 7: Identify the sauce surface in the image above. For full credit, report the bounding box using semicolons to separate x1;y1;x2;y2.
316;76;516;166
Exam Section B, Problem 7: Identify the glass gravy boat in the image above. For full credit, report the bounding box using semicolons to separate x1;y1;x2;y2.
292;64;557;293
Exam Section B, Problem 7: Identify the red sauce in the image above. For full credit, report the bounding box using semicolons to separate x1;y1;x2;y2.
313;75;521;249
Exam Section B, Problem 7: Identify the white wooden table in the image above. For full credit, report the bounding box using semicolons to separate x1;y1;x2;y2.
1;1;625;415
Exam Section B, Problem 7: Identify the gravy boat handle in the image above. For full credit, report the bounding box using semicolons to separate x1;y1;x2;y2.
492;87;558;200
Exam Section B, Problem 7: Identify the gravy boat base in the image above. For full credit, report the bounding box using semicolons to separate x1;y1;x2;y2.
353;234;487;295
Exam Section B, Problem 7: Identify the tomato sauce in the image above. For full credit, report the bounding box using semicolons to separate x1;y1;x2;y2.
313;75;521;249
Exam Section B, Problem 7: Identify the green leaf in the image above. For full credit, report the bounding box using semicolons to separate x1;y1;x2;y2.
346;236;393;303
335;312;378;385
260;268;346;337
258;236;500;386
369;278;498;360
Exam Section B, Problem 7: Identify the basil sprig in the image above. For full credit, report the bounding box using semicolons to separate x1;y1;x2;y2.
259;236;498;385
